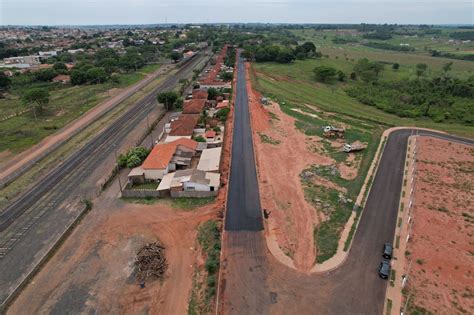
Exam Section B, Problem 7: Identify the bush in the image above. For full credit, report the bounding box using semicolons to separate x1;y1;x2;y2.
117;146;150;168
194;135;206;142
216;107;230;122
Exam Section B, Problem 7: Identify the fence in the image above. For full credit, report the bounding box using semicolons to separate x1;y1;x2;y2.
170;190;217;198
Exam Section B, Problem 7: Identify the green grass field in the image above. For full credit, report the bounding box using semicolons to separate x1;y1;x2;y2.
251;62;474;137
0;67;161;154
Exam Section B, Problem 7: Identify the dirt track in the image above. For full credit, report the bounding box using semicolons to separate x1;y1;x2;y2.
0;64;171;187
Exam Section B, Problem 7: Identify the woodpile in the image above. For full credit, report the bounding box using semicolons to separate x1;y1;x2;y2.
135;242;167;283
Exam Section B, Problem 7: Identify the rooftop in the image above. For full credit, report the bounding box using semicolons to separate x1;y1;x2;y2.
182;99;207;115
197;147;222;172
169;114;200;136
142;138;198;170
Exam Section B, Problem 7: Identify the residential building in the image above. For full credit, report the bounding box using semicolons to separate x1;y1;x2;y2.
157;169;220;197
182;99;207;115
192;89;208;100
197;147;222;173
139;138;198;180
169;114;200;137
52;74;71;84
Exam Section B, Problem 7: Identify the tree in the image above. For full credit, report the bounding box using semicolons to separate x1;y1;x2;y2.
0;72;11;93
313;66;337;83
157;91;179;110
22;88;50;119
34;68;57;82
117;146;150;168
86;67;109;83
53;62;67;72
415;63;428;78
276;48;295;64
392;63;400;70
301;42;316;53
337;70;346;82
170;51;182;63
207;87;220;100
442;62;453;76
353;58;384;83
216;107;230;122
70;69;88;85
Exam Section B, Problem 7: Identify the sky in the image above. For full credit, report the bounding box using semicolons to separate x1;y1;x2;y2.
1;0;473;26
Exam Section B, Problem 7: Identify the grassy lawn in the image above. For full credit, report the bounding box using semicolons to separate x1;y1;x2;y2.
0;70;148;154
140;63;161;74
171;197;215;210
251;62;474;137
130;181;159;190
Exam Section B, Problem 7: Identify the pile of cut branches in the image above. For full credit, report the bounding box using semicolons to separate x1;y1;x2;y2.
135;242;167;283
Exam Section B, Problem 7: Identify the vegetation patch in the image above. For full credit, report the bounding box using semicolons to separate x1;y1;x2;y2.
171;197;215;210
188;220;222;315
258;132;281;145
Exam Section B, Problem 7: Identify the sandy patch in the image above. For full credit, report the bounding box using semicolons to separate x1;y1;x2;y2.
246;62;334;271
404;136;474;314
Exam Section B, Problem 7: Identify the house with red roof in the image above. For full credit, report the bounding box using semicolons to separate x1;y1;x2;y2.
169;114;200;137
192;89;208;100
138;138;198;180
182;99;207;115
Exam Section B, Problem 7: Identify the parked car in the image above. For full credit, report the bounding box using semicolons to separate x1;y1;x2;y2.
383;243;393;259
379;260;391;279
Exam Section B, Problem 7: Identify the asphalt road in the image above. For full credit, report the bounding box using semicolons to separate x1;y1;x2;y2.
221;54;473;314
0;52;208;308
224;53;263;231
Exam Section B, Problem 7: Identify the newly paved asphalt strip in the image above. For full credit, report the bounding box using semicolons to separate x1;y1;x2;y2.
222;53;473;314
224;53;263;231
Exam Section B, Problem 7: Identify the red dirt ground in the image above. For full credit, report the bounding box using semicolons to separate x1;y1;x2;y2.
8;61;235;315
404;136;474;314
245;63;333;271
7;179;221;314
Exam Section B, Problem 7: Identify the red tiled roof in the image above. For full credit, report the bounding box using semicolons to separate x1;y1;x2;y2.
192;89;208;100
205;130;216;138
169;114;200;136
182;99;206;114
142;138;198;170
52;74;71;82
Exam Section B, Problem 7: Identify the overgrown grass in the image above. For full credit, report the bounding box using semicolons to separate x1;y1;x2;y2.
188;220;222;315
252;60;474;137
0;70;149;153
130;182;159;190
305;185;353;263
171;197;215;210
258;132;281;145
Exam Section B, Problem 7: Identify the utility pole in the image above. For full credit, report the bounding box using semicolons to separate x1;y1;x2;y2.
113;149;123;193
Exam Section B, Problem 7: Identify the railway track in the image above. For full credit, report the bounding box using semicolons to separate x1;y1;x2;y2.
0;53;206;257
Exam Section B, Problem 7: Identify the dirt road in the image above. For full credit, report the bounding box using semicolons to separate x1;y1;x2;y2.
0;63;171;188
7;177;217;314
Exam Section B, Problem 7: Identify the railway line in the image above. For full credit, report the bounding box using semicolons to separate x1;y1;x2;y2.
0;52;207;306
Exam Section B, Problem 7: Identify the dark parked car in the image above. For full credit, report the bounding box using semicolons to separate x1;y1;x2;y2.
379;260;391;279
383;243;393;259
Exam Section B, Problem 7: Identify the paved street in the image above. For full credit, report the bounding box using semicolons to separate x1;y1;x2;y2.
224;53;263;231
221;53;474;314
